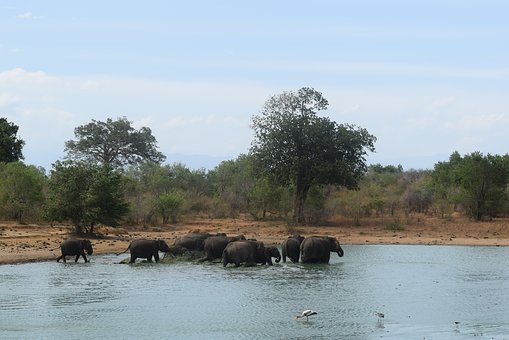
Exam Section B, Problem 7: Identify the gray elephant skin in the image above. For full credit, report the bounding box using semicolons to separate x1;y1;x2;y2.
198;234;246;262
300;236;344;263
57;239;93;263
222;240;281;267
281;235;305;263
174;232;226;251
117;239;171;263
255;245;281;265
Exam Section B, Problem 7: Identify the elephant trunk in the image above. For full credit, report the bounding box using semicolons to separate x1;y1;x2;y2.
337;246;344;257
275;255;281;263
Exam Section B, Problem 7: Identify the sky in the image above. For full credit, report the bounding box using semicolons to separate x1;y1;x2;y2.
1;0;508;171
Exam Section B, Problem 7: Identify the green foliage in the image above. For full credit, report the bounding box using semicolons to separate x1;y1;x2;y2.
0;117;25;162
431;151;509;220
156;191;185;224
251;87;376;223
385;221;405;231
0;162;46;222
123;162;211;224
209;155;255;218
64;117;166;169
46;161;129;233
400;171;433;215
304;185;330;224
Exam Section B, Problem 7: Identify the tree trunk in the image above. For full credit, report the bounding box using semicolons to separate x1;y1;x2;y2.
293;180;310;224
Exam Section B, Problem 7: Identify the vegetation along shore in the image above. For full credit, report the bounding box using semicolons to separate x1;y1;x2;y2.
1;88;508;265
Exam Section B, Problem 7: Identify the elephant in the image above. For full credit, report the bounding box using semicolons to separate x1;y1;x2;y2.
174;232;226;251
222;240;281;267
281;235;305;263
255;245;281;266
57;239;93;263
198;234;246;262
300;236;344;264
116;239;171;263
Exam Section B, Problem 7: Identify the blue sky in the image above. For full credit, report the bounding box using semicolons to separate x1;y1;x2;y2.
1;0;508;170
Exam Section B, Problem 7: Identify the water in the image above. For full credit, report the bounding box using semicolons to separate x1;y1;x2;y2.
1;245;508;339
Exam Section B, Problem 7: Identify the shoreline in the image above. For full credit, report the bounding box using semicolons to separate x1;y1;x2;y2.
1;217;508;265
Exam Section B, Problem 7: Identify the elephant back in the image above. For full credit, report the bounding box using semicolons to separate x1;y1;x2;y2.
300;237;327;259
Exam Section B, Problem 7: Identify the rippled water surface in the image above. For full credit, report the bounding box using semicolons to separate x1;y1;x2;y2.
1;245;508;339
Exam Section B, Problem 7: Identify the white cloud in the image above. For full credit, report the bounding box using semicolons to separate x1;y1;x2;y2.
0;68;56;85
429;96;456;111
445;113;509;131
2;67;508;170
16;11;42;20
0;93;20;107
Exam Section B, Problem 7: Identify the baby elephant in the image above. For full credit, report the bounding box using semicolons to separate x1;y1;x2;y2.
117;239;171;263
57;239;93;263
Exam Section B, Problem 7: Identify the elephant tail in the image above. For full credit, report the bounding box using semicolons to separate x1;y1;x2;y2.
116;244;130;256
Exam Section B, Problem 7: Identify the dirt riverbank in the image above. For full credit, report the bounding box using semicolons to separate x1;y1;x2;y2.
1;216;508;264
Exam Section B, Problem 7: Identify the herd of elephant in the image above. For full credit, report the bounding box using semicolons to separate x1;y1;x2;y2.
56;233;345;266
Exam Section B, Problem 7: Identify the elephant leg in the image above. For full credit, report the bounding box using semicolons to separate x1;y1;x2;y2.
129;255;136;263
56;255;63;262
234;261;241;267
82;253;88;263
147;255;153;262
75;254;80;262
154;253;160;262
282;249;287;263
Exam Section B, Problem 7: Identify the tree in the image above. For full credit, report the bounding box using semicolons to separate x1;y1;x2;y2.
0;162;45;222
250;87;376;223
64;117;166;169
46;161;129;234
156;191;185;224
0;117;25;162
456;152;508;220
431;151;509;220
209;155;255;217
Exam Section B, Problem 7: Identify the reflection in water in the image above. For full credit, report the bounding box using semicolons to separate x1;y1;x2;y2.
0;247;508;339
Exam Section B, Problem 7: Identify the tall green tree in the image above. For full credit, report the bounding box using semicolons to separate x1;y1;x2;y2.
0;162;45;222
0;117;25;162
431;151;509;220
250;87;376;223
64;117;166;169
46;161;129;234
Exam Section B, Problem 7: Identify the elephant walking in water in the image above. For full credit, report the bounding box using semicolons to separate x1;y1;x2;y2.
222;240;281;267
173;232;226;251
281;235;305;263
57;239;93;263
300;236;344;264
198;235;246;262
117;239;171;263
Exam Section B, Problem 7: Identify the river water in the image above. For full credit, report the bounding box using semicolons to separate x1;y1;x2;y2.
1;245;508;339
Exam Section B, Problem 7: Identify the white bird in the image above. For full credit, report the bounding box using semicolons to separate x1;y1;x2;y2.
295;309;318;321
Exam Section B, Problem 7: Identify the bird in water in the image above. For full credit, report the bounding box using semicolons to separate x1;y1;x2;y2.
375;311;385;319
295;309;318;321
